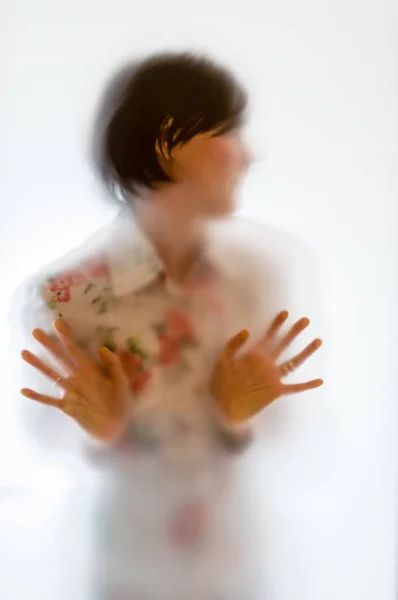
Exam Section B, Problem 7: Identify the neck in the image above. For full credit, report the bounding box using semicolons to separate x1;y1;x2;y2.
135;189;206;282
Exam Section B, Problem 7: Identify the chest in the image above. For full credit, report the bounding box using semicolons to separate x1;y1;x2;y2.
57;274;252;413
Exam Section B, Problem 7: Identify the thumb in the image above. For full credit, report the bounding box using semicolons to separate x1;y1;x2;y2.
99;347;127;389
223;330;249;361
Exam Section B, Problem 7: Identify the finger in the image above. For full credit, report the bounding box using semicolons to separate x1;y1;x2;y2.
223;330;250;361
32;328;76;373
270;317;310;360
279;338;322;375
282;379;324;394
21;350;72;391
99;347;128;392
21;388;62;408
53;320;93;370
257;311;289;349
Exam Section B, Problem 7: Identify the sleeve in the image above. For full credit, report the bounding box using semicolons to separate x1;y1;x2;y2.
7;274;88;458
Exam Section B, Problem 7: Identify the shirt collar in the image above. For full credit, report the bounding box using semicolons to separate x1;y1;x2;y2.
106;209;164;297
106;208;219;297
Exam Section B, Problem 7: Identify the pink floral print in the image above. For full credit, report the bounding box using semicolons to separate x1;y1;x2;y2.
168;499;208;548
84;257;109;278
48;270;86;306
165;309;196;343
49;275;73;293
158;335;180;366
46;258;111;315
154;309;197;368
54;288;71;303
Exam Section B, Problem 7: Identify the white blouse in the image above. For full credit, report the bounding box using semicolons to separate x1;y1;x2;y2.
12;210;319;600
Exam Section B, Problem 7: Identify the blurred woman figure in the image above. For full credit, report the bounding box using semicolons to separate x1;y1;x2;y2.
18;53;323;600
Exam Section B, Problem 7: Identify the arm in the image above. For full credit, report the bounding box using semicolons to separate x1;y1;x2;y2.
8;275;86;455
210;225;325;451
9;274;132;459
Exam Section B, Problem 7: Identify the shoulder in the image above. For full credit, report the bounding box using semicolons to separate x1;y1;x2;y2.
41;255;111;320
12;222;116;325
209;216;315;282
208;217;320;325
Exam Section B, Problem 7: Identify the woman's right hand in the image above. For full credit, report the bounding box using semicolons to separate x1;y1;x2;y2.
21;319;131;443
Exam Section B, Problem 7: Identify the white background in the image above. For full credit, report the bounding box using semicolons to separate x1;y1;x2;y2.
0;1;396;599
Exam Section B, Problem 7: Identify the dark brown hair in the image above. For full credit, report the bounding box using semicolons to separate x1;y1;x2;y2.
94;52;247;201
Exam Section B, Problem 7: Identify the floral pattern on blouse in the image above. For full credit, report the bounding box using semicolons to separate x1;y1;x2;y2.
154;309;198;370
16;211;297;600
46;257;111;317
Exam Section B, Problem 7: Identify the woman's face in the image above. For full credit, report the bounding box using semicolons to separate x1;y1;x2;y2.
163;127;251;218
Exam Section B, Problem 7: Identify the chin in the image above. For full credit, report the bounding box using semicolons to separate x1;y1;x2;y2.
208;203;235;220
218;192;239;217
201;188;239;220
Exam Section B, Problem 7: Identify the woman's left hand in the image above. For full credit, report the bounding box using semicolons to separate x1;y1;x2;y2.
210;311;323;423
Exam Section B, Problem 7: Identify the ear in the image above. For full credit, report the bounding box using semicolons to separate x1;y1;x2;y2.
155;116;174;159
